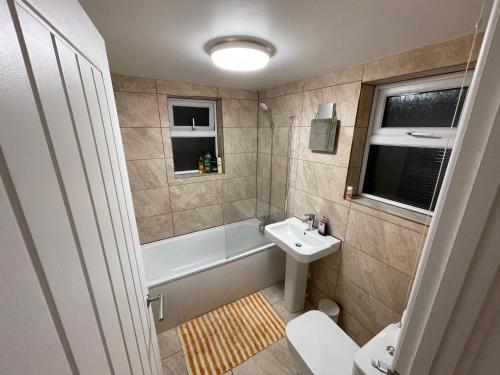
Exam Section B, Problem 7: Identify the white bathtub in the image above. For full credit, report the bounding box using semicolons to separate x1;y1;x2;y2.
142;218;285;332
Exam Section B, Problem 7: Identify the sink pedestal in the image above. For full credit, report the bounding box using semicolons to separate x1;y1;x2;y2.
284;254;309;313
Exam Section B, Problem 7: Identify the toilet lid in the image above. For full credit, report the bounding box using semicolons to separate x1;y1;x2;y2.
286;311;359;375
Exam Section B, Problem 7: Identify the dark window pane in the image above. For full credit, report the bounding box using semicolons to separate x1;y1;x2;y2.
172;106;210;127
382;87;468;128
363;145;451;211
172;137;216;172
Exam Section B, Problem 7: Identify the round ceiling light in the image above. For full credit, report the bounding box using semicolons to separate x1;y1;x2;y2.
208;39;274;72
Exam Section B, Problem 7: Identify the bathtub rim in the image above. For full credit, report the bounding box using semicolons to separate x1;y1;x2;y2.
144;239;276;289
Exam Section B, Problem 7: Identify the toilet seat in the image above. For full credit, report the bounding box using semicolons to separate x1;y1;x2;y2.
286;310;360;375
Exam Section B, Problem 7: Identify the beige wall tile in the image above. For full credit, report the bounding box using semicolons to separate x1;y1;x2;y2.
320;245;342;272
132;187;171;218
223;153;257;178
260;80;305;99
303;65;364;91
224;128;257;154
349;127;368;168
257;128;272;154
362;34;483;83
221;99;258;128
309;260;338;299
338;310;374;346
298;126;355;168
340;244;411;313
161;128;173;158
126;159;168;190
345;209;421;276
272;127;291;157
293;190;348;239
257;153;271;178
265;93;304;120
271;156;288;184
111;73;156;93
270;181;286;209
335;276;401;334
158;94;169;127
355;85;375;128
217;87;258;100
307;284;328;307
115;92;160;128
349;199;427;233
223;198;257;224
333;82;362;127
222;176;256;202
295;160;348;205
172;204;223;236
136;214;174;244
156;79;217;97
121;128;164;160
169;180;222;212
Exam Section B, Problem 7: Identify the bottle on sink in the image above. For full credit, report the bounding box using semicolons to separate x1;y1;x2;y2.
317;216;328;236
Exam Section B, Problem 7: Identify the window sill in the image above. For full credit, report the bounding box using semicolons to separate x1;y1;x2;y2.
173;171;222;180
349;196;429;226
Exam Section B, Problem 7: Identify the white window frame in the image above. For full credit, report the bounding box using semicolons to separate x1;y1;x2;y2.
168;98;218;175
358;72;473;214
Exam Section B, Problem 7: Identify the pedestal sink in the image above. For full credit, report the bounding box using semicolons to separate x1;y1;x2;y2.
265;217;341;313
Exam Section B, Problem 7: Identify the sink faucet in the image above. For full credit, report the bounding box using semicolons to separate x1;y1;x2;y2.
302;213;316;231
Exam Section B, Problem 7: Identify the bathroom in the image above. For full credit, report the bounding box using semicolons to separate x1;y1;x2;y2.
1;1;499;375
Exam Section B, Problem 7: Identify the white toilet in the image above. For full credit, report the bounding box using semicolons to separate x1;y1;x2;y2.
286;310;399;375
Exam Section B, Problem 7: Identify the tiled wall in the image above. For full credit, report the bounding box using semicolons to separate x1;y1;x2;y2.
259;34;482;345
113;74;258;243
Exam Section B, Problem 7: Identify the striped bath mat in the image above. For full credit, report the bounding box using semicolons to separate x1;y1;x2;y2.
178;292;285;375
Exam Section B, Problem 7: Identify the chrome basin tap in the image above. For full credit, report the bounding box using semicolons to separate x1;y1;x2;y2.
302;213;316;231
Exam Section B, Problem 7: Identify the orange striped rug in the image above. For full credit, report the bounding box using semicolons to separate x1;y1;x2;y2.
177;292;285;375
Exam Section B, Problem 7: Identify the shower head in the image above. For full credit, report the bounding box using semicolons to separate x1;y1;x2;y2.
259;102;270;111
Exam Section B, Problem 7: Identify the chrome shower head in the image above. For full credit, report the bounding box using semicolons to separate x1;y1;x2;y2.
259;102;270;111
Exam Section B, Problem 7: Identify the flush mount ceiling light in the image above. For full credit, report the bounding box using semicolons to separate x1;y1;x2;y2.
206;37;275;72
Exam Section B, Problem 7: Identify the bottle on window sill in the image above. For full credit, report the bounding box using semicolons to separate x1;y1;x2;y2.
211;158;218;173
203;151;212;173
345;186;353;200
198;156;205;174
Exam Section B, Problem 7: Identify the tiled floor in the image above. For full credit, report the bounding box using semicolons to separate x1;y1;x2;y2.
158;282;312;374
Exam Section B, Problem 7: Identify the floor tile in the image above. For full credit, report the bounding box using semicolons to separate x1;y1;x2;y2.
232;339;309;375
162;352;188;375
158;328;181;359
261;282;284;305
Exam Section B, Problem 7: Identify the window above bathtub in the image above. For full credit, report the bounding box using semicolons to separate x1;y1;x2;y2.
359;72;472;214
168;99;219;174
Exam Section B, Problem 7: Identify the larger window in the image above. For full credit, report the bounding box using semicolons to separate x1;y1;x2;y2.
359;73;471;213
168;99;218;174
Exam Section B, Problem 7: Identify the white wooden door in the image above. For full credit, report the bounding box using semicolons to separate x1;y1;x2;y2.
0;0;161;374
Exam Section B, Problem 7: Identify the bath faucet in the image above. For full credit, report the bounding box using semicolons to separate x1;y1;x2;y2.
302;213;315;231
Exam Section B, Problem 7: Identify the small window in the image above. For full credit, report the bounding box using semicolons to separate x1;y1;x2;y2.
168;99;218;174
359;73;471;213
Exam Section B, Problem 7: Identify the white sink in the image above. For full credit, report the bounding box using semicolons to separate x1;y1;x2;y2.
265;217;341;263
265;217;342;313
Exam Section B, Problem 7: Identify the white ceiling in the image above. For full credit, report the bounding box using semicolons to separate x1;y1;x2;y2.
79;0;486;90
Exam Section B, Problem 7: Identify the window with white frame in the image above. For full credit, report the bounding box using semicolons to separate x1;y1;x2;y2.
168;99;218;174
359;72;471;214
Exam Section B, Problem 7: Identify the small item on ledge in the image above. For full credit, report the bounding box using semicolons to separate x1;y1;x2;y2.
211;158;218;173
345;186;353;200
203;151;212;173
217;157;223;174
197;156;205;174
317;216;328;236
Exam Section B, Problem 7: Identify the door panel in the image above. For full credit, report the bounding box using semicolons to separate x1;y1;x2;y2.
93;68;161;374
54;37;144;375
78;59;153;375
1;0;161;373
